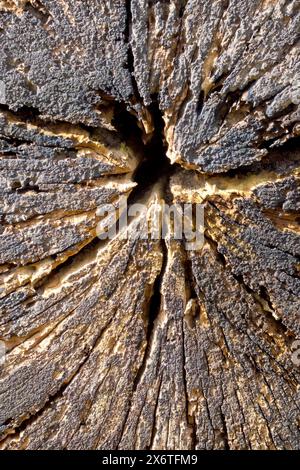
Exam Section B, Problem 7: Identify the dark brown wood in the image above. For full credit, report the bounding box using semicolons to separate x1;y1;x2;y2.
0;0;299;450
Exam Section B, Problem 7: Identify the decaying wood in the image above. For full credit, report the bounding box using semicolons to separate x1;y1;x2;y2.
0;0;299;450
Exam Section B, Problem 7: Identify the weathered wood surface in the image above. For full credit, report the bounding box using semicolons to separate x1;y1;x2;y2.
0;0;299;450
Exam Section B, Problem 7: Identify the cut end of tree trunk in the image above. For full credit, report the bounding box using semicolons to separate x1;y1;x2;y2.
0;0;299;451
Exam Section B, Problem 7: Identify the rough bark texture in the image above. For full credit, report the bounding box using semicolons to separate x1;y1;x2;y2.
0;0;300;450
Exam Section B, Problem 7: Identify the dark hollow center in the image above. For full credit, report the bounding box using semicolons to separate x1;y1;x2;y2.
113;98;173;204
